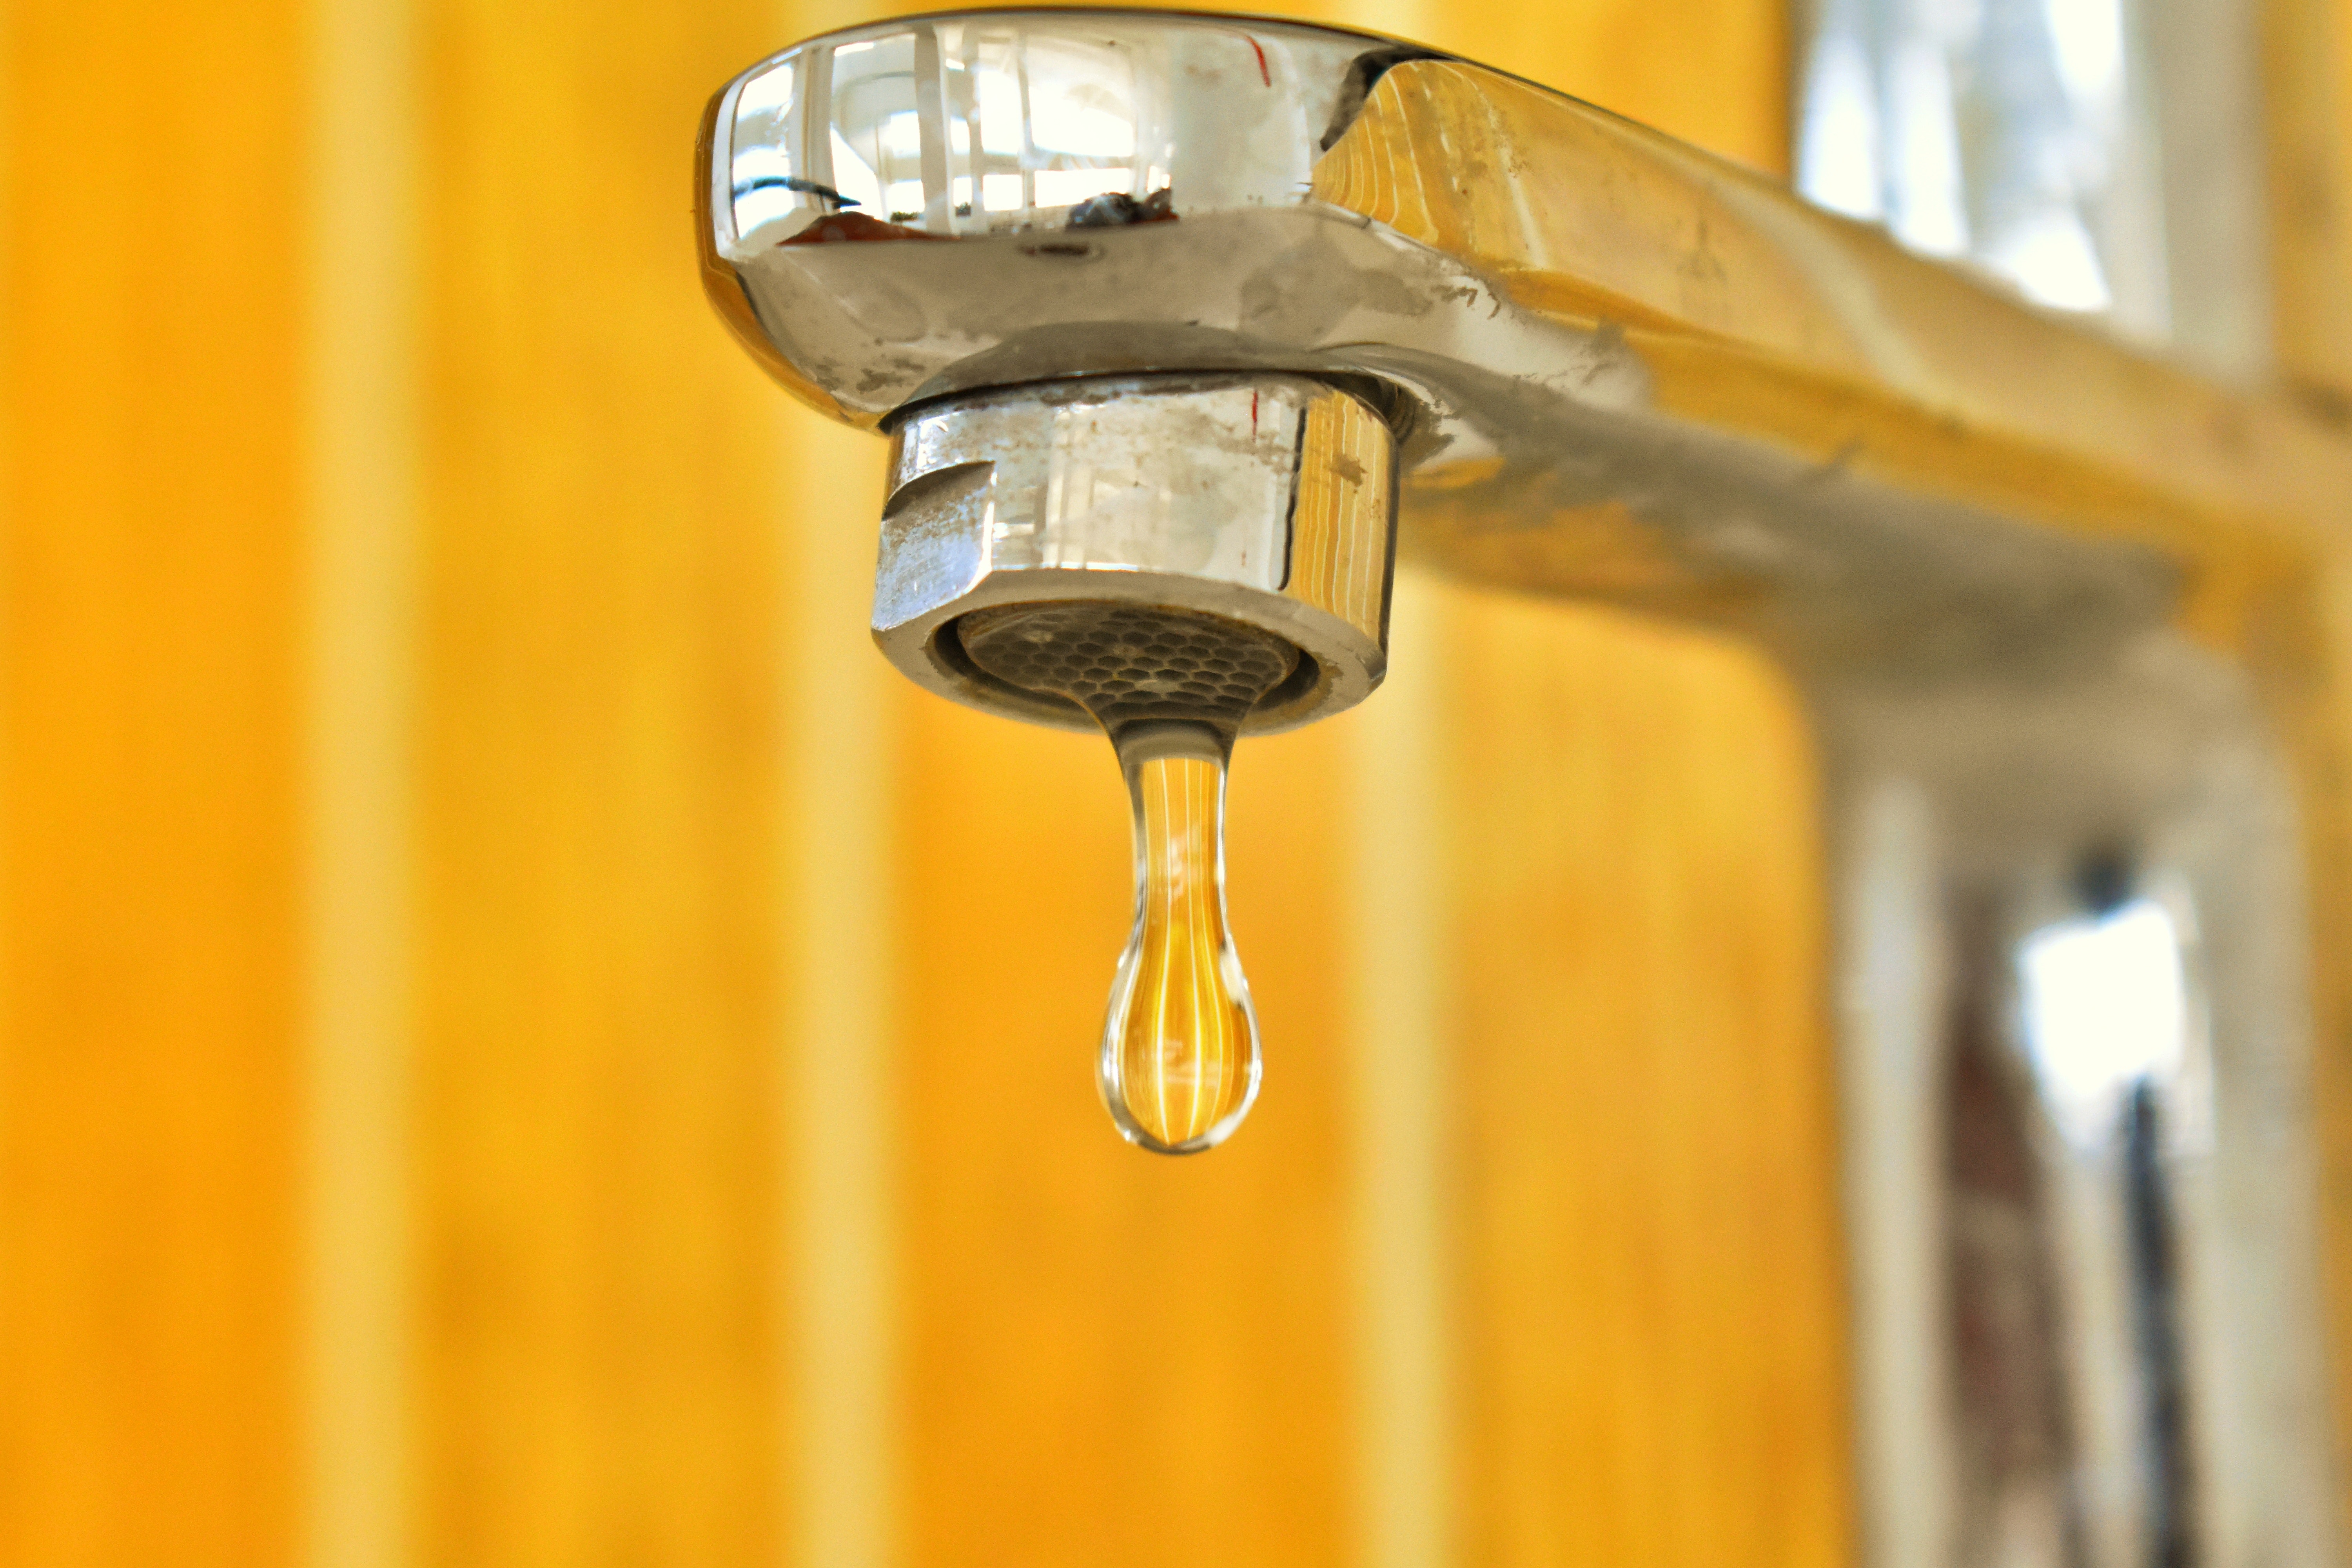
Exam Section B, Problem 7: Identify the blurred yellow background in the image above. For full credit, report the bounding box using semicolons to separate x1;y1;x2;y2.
0;1;2343;1566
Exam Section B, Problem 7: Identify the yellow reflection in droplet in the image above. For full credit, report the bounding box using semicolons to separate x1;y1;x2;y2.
1099;726;1261;1154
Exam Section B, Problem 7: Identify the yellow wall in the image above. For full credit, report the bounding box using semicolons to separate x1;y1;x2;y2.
1;4;305;1561
0;1;1852;1565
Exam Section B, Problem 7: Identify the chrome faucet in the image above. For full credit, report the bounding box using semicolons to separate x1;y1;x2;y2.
698;11;2346;1566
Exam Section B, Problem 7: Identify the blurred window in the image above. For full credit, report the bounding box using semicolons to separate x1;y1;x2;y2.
1796;0;2271;373
2018;898;2189;1146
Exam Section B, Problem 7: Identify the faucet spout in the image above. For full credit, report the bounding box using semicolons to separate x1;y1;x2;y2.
699;10;2352;1565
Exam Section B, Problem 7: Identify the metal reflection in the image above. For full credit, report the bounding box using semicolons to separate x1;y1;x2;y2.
723;18;1365;247
1933;880;2208;1568
1996;880;2207;1568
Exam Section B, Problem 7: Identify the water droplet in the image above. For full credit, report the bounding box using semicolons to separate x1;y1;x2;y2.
1100;722;1260;1153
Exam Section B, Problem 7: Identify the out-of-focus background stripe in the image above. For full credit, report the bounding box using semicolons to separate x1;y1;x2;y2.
307;0;416;1563
0;2;2337;1566
2;4;307;1563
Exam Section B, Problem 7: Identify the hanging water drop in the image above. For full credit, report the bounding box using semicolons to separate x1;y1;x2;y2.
1101;721;1259;1152
957;599;1298;1153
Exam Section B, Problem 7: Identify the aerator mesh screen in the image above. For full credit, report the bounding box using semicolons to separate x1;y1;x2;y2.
958;601;1298;734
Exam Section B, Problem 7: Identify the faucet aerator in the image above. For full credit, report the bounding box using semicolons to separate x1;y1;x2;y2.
869;372;1398;738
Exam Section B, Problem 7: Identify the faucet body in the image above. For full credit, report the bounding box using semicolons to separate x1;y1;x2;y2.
701;13;2352;1566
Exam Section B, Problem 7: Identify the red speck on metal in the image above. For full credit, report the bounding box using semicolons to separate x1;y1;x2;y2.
1247;37;1270;87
